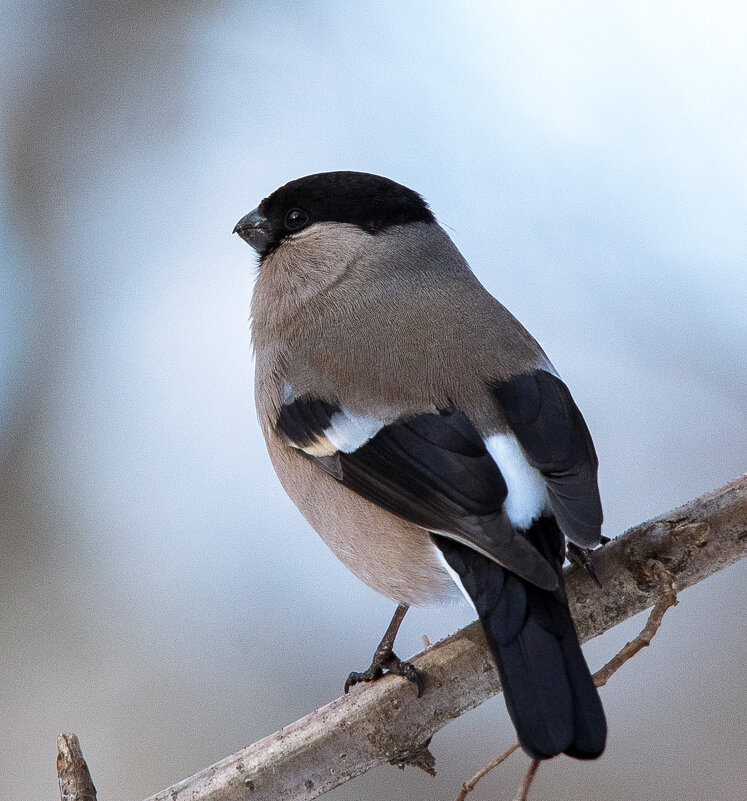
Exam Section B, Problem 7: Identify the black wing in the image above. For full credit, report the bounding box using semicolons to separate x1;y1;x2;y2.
490;369;603;546
276;396;341;449
278;400;558;591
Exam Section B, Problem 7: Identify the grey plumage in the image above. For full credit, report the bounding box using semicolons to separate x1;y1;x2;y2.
236;171;607;760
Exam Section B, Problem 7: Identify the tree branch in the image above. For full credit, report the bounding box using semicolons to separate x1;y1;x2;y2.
138;475;746;801
61;476;745;801
57;733;97;801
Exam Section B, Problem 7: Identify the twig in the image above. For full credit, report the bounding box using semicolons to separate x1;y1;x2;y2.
57;733;97;801
455;742;520;801
594;560;678;688
454;560;679;800
513;759;541;801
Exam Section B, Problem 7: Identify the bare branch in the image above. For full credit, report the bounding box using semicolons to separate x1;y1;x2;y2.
137;475;746;801
57;733;97;801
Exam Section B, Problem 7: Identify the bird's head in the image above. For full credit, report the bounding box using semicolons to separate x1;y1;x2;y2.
233;171;434;260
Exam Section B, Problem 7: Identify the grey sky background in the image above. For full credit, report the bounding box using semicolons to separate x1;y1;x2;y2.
1;2;745;799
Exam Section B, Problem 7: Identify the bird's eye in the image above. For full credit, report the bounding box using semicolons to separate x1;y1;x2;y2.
285;208;309;230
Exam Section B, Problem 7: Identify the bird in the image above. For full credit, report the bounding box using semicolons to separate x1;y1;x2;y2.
233;171;607;761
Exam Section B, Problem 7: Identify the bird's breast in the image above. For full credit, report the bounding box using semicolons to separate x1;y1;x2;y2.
262;424;461;607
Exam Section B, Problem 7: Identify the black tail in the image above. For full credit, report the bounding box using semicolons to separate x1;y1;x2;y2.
435;517;607;760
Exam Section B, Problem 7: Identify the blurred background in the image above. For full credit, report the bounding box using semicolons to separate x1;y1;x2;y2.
1;1;745;799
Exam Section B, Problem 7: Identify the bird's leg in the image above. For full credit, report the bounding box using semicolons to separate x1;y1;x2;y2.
344;603;424;697
567;539;608;588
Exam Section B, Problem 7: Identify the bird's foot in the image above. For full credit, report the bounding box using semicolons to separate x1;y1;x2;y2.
567;542;604;587
344;649;424;697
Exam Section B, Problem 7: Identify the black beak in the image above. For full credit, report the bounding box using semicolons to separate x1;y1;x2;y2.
233;207;271;253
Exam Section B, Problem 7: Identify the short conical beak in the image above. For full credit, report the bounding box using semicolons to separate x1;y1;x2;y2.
233;207;270;253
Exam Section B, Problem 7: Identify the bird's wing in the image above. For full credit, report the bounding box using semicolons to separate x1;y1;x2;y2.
489;369;603;546
275;398;558;591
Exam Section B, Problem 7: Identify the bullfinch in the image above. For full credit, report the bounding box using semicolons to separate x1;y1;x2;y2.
234;171;607;761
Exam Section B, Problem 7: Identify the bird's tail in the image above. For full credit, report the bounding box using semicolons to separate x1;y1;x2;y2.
434;517;607;760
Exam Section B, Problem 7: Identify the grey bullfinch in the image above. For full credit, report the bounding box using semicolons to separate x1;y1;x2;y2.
234;171;607;761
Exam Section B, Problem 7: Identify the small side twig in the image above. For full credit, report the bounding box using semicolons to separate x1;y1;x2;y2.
454;561;679;801
57;733;97;801
455;742;520;801
513;759;541;801
594;560;678;689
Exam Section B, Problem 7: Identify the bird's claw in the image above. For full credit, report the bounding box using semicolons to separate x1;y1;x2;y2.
344;666;383;693
344;650;424;697
384;654;425;696
567;542;603;587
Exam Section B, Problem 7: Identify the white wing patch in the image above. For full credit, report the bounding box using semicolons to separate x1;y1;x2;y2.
281;382;296;404
288;407;384;456
485;432;549;530
325;411;384;453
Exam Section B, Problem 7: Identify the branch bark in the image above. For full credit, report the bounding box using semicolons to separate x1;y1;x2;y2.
57;733;97;801
138;475;745;801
